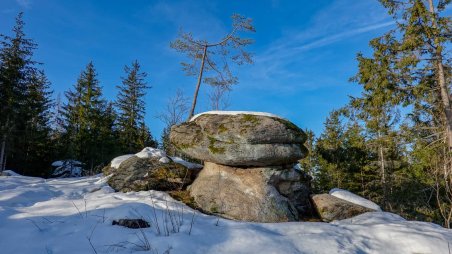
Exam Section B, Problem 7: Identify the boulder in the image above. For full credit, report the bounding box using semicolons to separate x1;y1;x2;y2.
329;188;382;211
188;162;311;222
107;156;199;192
311;194;375;222
170;113;308;166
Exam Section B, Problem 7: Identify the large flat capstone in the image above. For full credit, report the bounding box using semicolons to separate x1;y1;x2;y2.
170;112;308;166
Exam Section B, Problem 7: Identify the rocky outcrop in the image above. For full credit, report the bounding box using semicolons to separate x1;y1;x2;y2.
107;156;198;192
311;194;375;222
170;113;308;166
170;112;311;222
189;162;311;222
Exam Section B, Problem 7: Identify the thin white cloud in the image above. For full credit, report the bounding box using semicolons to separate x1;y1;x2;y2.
147;0;227;42
243;0;395;91
285;21;394;57
15;0;31;8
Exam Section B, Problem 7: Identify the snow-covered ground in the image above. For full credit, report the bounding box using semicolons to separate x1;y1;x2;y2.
1;173;452;254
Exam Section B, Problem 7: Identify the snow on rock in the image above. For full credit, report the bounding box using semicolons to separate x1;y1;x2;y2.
135;147;167;159
51;160;83;178
0;174;451;254
159;156;171;163
190;110;285;121
109;147;203;170
170;156;203;169
110;148;167;169
330;188;382;211
111;155;134;169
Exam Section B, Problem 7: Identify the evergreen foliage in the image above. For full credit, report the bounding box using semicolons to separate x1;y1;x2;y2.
63;62;115;172
115;60;155;153
0;13;53;176
313;0;452;226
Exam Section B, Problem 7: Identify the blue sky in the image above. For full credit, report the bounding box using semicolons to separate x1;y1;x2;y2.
0;0;395;139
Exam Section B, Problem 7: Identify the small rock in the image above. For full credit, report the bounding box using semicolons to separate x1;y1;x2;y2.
112;219;150;229
311;194;375;222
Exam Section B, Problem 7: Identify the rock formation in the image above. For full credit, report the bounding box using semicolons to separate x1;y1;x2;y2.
105;148;202;193
107;156;198;192
170;112;311;222
170;113;308;166
311;194;376;222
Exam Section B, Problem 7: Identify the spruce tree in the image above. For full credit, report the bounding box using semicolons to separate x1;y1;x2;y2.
315;110;347;191
315;110;369;195
0;13;53;175
115;60;153;153
21;70;53;176
63;62;109;172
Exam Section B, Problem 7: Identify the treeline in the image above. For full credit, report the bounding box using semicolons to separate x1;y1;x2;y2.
0;13;157;177
302;0;452;227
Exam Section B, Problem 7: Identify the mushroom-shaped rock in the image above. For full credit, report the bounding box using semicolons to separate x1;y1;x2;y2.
170;112;308;166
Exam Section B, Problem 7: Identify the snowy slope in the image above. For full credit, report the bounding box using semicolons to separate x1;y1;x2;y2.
1;174;451;254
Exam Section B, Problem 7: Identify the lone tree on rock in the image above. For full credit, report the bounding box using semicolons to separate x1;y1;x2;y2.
171;13;255;120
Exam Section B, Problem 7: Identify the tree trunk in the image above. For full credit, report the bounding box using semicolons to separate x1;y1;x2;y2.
427;0;452;148
187;45;208;121
378;141;387;209
0;137;6;172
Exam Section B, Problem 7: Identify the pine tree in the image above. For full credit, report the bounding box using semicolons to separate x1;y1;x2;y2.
115;60;152;153
372;0;452;226
95;102;119;171
21;70;53;176
315;110;369;195
63;62;110;172
0;13;53;175
171;14;255;119
49;93;66;161
315;110;347;191
350;34;407;209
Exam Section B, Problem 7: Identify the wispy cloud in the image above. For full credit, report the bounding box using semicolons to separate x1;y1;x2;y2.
258;21;395;64
241;0;394;92
146;0;227;42
15;0;31;8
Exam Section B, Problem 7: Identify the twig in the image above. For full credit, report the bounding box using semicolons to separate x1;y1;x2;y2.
26;219;43;232
72;201;84;219
150;197;161;235
84;199;88;218
86;223;99;254
189;210;196;235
